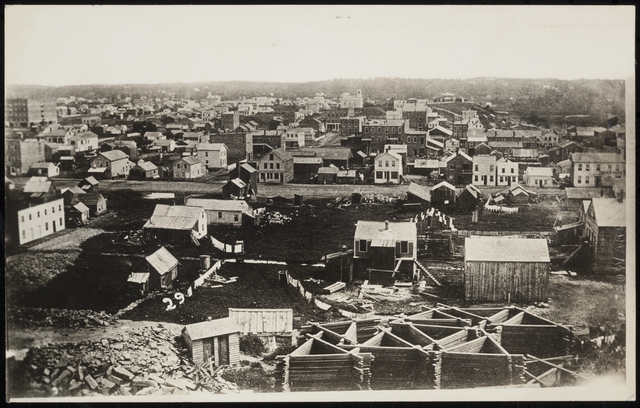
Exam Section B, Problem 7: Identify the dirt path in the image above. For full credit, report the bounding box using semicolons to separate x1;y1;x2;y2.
6;320;185;361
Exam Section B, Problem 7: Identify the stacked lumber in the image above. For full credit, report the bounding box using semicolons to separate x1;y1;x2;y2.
323;281;346;294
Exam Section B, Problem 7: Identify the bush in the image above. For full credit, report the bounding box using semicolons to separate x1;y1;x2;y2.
239;334;267;357
220;365;275;392
263;343;298;362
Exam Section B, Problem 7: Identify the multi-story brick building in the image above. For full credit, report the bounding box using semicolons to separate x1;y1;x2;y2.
221;111;240;131
5;135;46;176
570;152;624;188
363;119;410;154
5;98;58;128
257;148;294;184
325;107;354;132
339;116;365;136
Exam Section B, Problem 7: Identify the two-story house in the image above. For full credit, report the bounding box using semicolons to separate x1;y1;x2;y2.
196;143;227;169
374;151;403;184
70;131;99;153
444;151;473;185
496;158;519;186
257;148;294;184
173;156;205;180
472;155;497;186
583;197;625;274
90;150;133;179
570;152;625;188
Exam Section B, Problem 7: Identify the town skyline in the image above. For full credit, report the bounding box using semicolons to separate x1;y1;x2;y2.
5;5;635;87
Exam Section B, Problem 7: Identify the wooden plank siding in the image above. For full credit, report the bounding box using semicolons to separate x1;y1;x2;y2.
228;333;240;366
464;261;549;302
228;308;293;335
499;325;571;358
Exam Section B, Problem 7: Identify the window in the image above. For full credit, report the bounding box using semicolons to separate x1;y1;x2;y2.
385;128;389;134
392;128;396;134
21;216;24;222
234;214;239;222
205;152;208;157
59;205;62;211
385;161;389;167
37;211;40;218
377;127;381;133
578;164;582;171
512;177;516;182
359;240;367;252
585;176;589;184
474;165;479;171
501;168;505;173
261;173;265;180
615;164;620;172
544;180;548;185
378;161;383;167
270;163;274;169
500;176;504;182
269;154;274;161
45;222;49;231
400;241;408;253
22;230;25;239
276;163;280;170
365;127;369;133
29;214;32;220
60;218;63;225
392;161;396;167
596;164;600;172
377;137;381;143
511;168;514;174
475;175;479;182
391;171;398;179
489;175;494;182
218;212;223;218
608;164;612;170
577;176;582;184
264;163;268;169
376;171;383;179
490;165;494;172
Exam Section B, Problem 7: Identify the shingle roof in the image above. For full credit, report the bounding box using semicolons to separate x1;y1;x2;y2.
293;157;323;165
354;221;416;242
565;188;612;200
228;178;247;189
465;237;550;262
145;246;179;275
318;167;339;174
143;204;203;230
31;162;55;169
185;198;250;213
71;201;90;213
71;131;99;140
183;317;240;341
99;150;128;161
590;197;625;227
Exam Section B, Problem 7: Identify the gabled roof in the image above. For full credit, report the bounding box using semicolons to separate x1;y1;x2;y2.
432;181;456;191
354;221;416;242
134;161;158;171
145;246;179;275
590;197;625;227
77;193;105;206
462;184;482;199
30;162;56;169
261;148;293;162
143;204;203;230
465;237;550;262
71;201;90;213
81;176;99;186
23;177;53;193
318;167;339;174
525;167;554;177
580;200;591;213
197;143;226;151
64;185;87;195
98;150;128;161
293;157;323;165
176;156;202;166
407;182;431;202
185;198;250;213
565;187;613;200
128;272;150;284
71;131;99;140
509;184;536;196
570;152;624;164
183;317;240;341
228;178;247;189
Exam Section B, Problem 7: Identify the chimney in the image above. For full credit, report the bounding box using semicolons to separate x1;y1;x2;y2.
384;220;389;230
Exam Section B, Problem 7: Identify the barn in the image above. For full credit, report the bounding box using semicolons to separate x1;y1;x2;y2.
457;184;483;212
182;317;241;366
464;237;550;302
430;181;457;208
143;204;207;245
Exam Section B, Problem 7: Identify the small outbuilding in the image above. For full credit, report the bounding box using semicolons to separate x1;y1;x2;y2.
430;181;457;208
77;193;107;216
457;184;483;211
142;246;179;291
464;237;550;302
316;167;339;184
182;317;241;366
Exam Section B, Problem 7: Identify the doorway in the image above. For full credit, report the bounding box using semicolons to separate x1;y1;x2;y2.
53;220;57;232
203;340;212;363
218;335;229;365
483;175;487;185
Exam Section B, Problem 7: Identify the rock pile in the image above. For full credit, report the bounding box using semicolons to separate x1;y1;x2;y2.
359;194;400;204
9;307;118;329
17;324;239;398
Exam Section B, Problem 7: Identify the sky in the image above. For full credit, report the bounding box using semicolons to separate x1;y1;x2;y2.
4;5;635;86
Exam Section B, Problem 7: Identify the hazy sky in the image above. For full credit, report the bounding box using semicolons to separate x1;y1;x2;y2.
4;5;635;86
